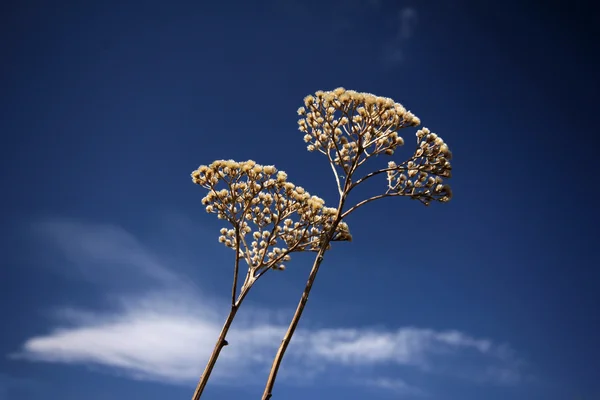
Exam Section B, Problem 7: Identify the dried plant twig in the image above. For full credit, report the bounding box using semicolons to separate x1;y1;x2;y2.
189;160;351;400
261;88;453;399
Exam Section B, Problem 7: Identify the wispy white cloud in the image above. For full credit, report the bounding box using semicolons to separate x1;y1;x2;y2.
13;293;522;385
296;327;500;367
13;217;525;392
399;7;418;39
382;7;419;67
363;377;426;396
31;217;183;287
274;0;419;68
325;1;420;67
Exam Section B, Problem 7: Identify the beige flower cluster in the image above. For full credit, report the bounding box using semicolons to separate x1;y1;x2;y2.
297;87;421;172
297;87;452;205
386;127;453;204
191;160;351;271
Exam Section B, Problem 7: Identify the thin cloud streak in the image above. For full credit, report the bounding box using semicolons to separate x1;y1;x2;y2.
31;217;183;286
383;7;419;67
12;217;525;391
13;291;523;386
400;7;418;39
363;377;426;396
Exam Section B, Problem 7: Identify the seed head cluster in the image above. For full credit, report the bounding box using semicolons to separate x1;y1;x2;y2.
191;160;351;271
297;87;420;171
297;87;452;205
386;127;452;204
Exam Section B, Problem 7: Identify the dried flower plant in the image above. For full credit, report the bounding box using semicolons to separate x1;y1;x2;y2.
189;159;351;399
260;88;453;400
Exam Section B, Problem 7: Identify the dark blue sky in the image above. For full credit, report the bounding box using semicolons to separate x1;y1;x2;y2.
1;1;598;399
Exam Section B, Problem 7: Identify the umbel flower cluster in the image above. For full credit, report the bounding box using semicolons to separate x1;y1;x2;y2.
188;88;455;400
191;160;351;272
386;127;452;204
297;88;452;205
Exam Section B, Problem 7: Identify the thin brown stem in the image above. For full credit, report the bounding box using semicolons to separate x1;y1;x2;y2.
341;193;391;219
329;161;343;196
260;242;330;400
350;162;411;190
254;220;315;280
261;194;347;400
190;285;251;400
231;228;241;306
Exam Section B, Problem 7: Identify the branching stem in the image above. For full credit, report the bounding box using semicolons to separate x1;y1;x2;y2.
190;284;251;400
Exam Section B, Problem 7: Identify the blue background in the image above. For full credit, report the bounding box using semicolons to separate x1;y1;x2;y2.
1;0;598;399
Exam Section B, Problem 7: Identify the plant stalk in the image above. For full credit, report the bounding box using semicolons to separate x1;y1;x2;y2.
191;286;250;400
260;246;328;400
261;168;350;400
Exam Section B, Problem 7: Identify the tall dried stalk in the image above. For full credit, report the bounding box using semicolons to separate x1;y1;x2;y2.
189;160;352;399
261;88;453;399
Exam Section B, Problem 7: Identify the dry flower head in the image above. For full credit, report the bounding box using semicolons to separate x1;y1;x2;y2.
297;87;453;205
191;160;351;272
